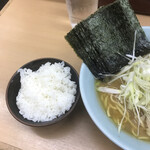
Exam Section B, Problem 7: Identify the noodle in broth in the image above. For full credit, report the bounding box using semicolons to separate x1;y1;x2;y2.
96;79;150;141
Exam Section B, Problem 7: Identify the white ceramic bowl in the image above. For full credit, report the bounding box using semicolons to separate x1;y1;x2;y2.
79;27;150;150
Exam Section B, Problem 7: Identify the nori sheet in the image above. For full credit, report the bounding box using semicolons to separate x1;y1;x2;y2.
65;0;150;80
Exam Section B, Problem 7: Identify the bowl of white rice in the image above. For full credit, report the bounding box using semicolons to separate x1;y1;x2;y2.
6;58;80;127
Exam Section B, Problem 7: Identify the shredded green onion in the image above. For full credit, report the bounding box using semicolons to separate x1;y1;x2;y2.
97;31;150;135
98;54;150;135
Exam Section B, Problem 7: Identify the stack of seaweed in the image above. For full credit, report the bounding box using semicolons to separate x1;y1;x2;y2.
65;0;150;80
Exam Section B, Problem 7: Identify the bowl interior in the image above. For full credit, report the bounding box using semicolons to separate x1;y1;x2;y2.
79;27;150;150
6;58;80;127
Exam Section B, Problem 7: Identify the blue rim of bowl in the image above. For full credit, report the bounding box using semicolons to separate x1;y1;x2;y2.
79;26;150;150
79;63;126;149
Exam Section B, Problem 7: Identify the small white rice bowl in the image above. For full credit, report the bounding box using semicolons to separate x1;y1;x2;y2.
16;62;77;122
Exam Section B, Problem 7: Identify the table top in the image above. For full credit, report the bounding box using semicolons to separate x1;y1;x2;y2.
0;0;150;150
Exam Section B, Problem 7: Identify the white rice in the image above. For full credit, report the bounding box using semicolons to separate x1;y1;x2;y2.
16;62;77;122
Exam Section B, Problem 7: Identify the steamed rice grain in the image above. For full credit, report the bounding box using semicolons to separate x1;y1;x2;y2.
16;62;77;122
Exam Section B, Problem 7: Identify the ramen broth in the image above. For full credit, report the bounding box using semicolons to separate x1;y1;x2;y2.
96;79;150;141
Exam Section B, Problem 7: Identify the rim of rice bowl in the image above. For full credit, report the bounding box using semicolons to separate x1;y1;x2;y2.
6;58;80;126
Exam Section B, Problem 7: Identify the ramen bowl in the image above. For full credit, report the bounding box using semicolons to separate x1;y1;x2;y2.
6;58;80;127
79;26;150;150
